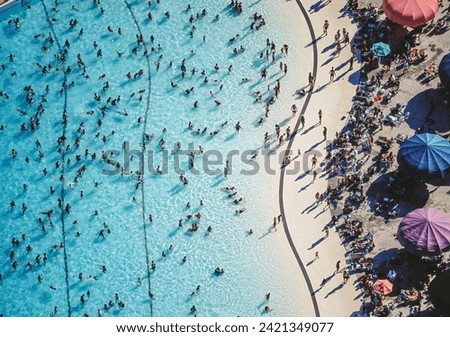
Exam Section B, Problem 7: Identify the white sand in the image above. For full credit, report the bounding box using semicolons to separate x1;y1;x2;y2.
270;0;362;316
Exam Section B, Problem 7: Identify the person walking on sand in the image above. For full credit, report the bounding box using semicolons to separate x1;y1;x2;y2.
343;270;349;284
315;251;319;260
319;278;327;289
300;115;305;129
308;72;315;91
318;109;322;125
312;170;317;183
335;41;341;57
311;154;318;169
329;67;336;82
323;20;329;36
323;127;328;141
335;260;341;274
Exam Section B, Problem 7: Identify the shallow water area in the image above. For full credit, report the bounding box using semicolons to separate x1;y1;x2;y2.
0;0;312;317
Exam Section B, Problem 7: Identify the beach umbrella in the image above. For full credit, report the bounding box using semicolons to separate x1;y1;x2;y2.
371;42;391;57
438;53;450;89
383;0;439;28
397;133;450;179
372;279;394;295
397;208;450;256
428;269;450;315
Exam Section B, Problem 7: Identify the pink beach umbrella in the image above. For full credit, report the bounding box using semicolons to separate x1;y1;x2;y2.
383;0;439;28
372;279;394;295
397;208;450;256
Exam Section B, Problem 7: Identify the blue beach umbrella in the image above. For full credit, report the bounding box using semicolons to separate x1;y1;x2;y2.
371;42;391;57
397;133;450;179
439;53;450;89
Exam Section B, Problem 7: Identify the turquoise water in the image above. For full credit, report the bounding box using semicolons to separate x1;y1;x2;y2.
0;0;310;317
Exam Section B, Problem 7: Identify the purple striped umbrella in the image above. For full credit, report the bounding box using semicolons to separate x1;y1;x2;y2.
397;208;450;256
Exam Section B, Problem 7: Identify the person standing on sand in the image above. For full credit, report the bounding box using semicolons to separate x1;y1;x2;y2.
291;104;298;117
318;109;322;125
315;251;319;259
319;278;327;289
323;127;328;141
315;192;321;204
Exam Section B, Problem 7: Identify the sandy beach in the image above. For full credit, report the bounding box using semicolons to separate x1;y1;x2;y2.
266;0;363;316
275;0;450;317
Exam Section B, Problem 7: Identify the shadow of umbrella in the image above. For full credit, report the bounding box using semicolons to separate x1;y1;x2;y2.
429;269;450;315
403;89;434;132
365;171;429;215
438;52;450;90
404;88;450;134
371;248;403;270
389;24;409;53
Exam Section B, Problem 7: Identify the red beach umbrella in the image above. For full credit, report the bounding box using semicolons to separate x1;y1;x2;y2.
383;0;439;27
372;279;394;295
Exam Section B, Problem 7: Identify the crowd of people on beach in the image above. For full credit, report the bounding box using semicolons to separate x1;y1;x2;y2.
308;1;450;316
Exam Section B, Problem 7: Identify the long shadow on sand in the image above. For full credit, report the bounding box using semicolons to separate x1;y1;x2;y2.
324;282;344;298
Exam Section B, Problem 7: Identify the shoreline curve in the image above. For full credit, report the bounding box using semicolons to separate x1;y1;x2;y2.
279;0;320;317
